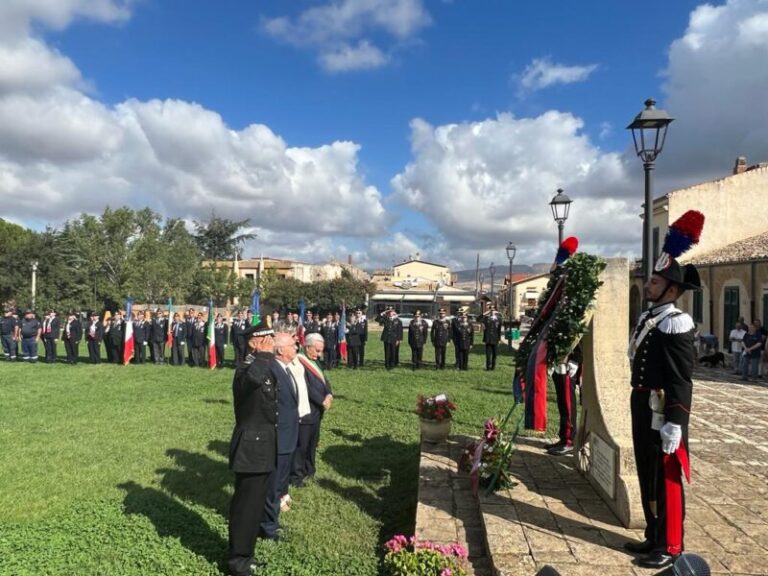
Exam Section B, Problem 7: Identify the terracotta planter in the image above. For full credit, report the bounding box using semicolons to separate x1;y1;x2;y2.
420;417;452;444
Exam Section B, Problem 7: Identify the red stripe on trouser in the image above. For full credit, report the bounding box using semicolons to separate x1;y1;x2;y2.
663;451;685;555
532;340;548;431
564;374;573;445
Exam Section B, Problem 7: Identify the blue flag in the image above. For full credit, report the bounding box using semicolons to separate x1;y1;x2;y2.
251;290;260;326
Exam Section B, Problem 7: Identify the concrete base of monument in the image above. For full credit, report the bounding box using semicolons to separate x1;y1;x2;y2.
574;258;644;529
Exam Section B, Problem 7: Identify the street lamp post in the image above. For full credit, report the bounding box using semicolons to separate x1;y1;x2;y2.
31;261;38;310
489;263;496;306
506;242;517;349
479;273;485;306
627;98;674;291
549;188;572;245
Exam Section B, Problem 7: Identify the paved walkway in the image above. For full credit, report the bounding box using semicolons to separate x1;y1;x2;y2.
417;369;768;575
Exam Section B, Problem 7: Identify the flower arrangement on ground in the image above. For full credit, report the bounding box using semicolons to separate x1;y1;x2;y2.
383;534;468;576
459;416;518;494
416;393;456;422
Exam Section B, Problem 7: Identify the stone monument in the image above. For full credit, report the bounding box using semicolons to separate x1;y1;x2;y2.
575;257;644;528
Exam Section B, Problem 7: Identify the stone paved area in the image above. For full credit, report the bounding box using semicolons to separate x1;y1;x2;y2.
417;369;768;575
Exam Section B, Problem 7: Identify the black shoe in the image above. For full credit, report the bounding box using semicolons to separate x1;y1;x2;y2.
548;444;573;456
623;539;655;554
544;440;565;450
637;551;677;569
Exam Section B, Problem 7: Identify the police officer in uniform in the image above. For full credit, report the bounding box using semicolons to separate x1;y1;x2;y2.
430;308;452;369
303;311;320;337
226;322;277;576
455;312;474;370
624;217;702;569
214;313;229;368
109;311;125;364
408;310;429;369
150;309;168;364
320;313;337;369
480;304;503;370
20;310;41;363
1;308;19;361
169;312;187;366
356;309;368;367
547;345;582;456
231;310;248;365
381;308;403;370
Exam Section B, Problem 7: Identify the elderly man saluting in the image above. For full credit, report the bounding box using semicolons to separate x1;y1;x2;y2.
227;321;278;576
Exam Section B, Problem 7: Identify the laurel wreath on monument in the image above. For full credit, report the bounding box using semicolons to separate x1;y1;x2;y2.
515;253;605;371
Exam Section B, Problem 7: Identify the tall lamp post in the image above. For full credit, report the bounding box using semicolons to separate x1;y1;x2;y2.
549;188;572;245
489;263;496;306
627;98;673;290
31;261;38;310
506;242;517;348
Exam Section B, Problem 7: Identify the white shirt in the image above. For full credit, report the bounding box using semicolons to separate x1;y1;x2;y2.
730;328;746;353
287;357;311;418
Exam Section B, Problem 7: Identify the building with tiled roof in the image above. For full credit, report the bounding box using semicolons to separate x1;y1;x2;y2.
630;158;768;346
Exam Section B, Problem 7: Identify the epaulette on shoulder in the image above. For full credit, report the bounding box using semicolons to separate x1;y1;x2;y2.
658;312;695;335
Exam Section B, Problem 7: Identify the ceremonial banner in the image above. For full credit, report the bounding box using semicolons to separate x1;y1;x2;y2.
297;298;306;345
251;290;260;326
338;303;347;362
123;298;134;365
207;299;216;369
166;298;173;347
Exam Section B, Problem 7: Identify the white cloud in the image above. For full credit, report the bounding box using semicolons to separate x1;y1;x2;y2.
319;40;389;72
517;57;598;94
660;0;768;181
391;112;641;264
0;0;133;40
261;0;431;72
0;3;392;243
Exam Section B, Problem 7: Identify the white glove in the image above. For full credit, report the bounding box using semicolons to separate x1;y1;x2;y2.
659;422;682;454
567;361;579;378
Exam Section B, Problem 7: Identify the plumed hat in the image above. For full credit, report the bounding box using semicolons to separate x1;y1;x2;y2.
555;236;579;266
654;210;704;291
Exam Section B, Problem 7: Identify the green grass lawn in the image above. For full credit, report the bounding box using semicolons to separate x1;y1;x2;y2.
0;341;561;576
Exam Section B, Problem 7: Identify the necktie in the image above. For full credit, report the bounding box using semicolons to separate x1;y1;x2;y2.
287;368;298;396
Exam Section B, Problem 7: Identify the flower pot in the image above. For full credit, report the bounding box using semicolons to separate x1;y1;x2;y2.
420;417;452;444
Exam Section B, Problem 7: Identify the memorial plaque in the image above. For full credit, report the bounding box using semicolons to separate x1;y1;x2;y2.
588;432;616;499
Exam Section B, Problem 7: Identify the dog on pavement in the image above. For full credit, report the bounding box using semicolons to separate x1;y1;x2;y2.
699;351;725;368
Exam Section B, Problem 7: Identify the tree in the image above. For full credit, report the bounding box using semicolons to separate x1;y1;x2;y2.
194;213;256;261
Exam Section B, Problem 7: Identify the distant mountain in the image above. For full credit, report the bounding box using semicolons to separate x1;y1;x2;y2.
452;264;535;284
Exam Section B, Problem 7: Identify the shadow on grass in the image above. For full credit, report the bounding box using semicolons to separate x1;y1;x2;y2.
319;429;419;546
203;398;230;405
157;448;232;517
118;480;227;570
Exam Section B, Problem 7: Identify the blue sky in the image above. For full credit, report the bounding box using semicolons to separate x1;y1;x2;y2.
2;0;767;270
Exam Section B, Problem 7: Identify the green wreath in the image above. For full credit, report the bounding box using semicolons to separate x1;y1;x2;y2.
515;253;605;370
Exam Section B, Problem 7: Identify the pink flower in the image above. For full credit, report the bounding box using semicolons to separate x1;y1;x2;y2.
483;419;499;443
440;569;453;576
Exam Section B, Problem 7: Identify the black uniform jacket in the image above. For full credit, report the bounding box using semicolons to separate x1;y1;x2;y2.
630;304;694;428
86;321;104;342
228;351;278;474
62;319;83;343
151;318;168;343
408;320;429;348
381;317;403;344
347;322;364;346
133;320;149;343
43;317;60;339
430;318;452;346
455;322;474;350
480;313;503;345
230;318;248;344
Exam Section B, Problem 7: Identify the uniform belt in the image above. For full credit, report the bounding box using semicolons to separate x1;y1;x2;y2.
631;386;660;392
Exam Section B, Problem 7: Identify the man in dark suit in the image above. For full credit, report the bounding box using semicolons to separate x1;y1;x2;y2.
320;313;337;369
150;308;168;364
346;314;364;369
260;332;299;540
132;310;149;364
85;311;103;363
109;312;125;364
227;322;277;576
291;333;333;486
42;310;60;363
62;310;83;364
480;303;503;370
169;312;187;366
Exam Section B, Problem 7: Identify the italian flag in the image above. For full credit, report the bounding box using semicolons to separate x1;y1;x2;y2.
123;297;134;365
207;299;217;369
